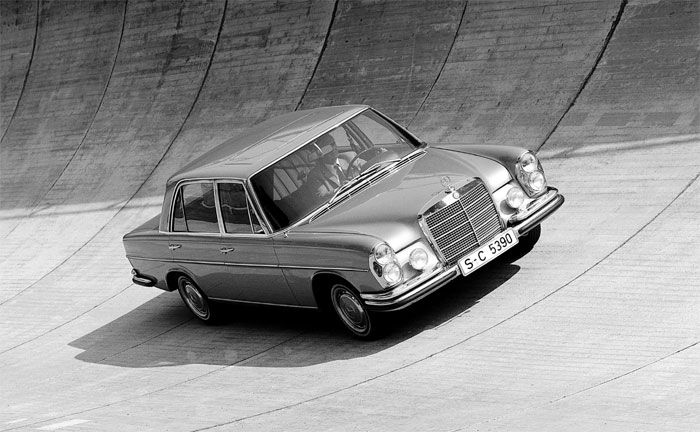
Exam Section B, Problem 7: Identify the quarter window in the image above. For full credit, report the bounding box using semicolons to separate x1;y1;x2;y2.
173;182;219;233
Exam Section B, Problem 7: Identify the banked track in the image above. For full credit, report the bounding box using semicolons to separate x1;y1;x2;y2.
0;1;698;430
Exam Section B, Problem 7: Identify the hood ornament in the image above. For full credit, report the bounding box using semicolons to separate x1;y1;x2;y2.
440;175;460;199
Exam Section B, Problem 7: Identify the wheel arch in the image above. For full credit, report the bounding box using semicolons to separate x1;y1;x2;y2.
311;271;357;311
165;267;198;292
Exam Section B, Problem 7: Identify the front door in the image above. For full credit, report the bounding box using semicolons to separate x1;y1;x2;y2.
213;181;296;305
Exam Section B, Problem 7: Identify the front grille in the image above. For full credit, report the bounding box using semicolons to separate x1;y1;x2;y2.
423;180;502;264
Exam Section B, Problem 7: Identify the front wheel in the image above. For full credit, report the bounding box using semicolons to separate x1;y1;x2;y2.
329;283;377;339
177;275;217;323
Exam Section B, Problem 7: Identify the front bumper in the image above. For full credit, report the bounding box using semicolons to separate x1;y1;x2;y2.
509;187;564;235
361;189;564;312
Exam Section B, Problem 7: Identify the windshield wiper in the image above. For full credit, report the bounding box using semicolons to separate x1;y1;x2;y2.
328;158;401;205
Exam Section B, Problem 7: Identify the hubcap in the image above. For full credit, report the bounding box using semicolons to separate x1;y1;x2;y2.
332;286;369;334
183;282;208;318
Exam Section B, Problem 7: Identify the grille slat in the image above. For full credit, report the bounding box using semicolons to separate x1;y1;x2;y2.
423;180;502;264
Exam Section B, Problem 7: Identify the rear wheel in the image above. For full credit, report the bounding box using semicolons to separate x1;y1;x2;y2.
329;282;377;339
177;275;217;323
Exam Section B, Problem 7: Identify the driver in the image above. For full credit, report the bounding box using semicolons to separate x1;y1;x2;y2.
305;133;347;199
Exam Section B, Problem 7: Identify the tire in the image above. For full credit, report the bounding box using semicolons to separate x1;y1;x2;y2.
177;275;217;324
501;224;541;263
329;282;377;339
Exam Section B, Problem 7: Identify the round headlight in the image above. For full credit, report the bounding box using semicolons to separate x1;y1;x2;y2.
374;243;394;265
382;262;402;285
527;171;546;192
519;152;538;172
409;248;429;270
506;187;525;209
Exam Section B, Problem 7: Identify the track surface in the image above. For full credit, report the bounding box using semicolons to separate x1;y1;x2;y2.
0;1;698;430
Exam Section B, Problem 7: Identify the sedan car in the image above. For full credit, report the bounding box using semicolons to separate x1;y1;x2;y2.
123;105;564;338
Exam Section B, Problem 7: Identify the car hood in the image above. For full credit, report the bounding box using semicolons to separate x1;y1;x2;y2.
293;147;510;250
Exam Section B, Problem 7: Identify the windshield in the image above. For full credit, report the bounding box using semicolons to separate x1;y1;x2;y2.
250;110;419;231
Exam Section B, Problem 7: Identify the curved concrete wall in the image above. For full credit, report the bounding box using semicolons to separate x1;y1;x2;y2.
0;0;37;139
298;0;467;124
0;1;698;429
410;0;624;146
547;0;699;147
0;0;125;216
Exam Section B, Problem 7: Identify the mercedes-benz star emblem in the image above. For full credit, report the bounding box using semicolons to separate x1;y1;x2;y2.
440;175;452;189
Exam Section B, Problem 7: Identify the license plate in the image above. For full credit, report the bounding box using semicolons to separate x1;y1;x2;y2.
457;229;518;276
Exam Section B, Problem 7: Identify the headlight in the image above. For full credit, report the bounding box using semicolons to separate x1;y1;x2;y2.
506;186;525;209
519;152;538;172
374;243;394;265
517;151;547;196
382;262;402;284
409;248;429;270
527;171;546;192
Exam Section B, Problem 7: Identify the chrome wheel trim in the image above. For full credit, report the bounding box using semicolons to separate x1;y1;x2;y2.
331;284;370;335
181;280;209;319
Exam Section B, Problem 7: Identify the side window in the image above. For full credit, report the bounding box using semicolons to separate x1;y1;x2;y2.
174;182;219;233
217;182;263;234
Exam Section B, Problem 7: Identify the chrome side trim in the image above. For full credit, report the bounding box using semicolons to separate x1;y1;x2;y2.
281;264;367;272
208;297;318;309
125;255;366;272
127;255;170;262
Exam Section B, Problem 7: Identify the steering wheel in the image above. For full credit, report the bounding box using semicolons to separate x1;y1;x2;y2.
345;147;384;178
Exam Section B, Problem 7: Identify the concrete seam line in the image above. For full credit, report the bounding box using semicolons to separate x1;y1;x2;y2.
189;171;700;431
294;0;339;111
551;341;700;403
0;284;133;356
0;0;229;309
463;341;700;430
0;0;40;144
407;0;469;128
2;331;307;432
21;0;130;219
95;317;194;364
535;0;628;154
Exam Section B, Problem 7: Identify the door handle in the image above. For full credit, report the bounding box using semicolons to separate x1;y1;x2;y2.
168;244;181;250
219;247;235;254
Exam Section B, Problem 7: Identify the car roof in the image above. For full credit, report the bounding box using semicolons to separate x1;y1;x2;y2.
167;105;369;186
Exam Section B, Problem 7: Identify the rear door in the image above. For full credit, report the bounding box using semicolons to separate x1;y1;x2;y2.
168;181;229;294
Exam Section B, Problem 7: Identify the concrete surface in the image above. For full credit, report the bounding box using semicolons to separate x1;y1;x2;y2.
0;0;698;430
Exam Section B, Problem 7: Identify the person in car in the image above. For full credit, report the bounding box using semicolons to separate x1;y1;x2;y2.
305;134;348;199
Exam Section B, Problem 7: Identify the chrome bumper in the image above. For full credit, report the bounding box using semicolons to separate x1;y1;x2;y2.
361;265;460;311
360;188;564;312
509;188;564;235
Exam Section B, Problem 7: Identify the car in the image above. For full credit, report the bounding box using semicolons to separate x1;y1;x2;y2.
123;105;564;338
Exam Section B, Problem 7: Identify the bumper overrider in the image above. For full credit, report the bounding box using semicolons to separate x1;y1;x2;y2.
361;187;564;311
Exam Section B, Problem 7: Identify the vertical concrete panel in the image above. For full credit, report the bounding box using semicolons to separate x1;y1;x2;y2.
299;0;467;125
169;0;336;155
547;0;699;147
0;0;38;138
0;0;224;300
0;0;125;212
410;0;622;146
